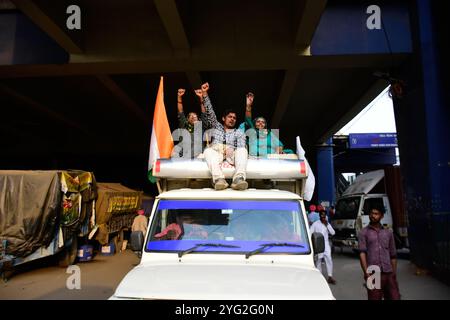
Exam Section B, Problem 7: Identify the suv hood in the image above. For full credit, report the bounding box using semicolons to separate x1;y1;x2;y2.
112;263;334;300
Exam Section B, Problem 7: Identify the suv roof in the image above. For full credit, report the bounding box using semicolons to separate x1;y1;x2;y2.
157;188;302;200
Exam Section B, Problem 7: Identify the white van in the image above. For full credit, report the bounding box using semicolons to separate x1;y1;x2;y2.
110;157;335;300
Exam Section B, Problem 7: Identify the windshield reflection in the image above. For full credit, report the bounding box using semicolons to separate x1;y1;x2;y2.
145;200;310;255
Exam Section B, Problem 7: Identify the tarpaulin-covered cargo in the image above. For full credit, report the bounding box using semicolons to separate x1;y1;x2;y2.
0;171;60;258
0;170;97;260
94;183;143;245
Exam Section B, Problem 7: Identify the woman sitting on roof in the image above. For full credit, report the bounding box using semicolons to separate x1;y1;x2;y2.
239;92;293;158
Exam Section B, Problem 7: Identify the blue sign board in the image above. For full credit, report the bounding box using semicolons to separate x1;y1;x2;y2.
349;133;397;149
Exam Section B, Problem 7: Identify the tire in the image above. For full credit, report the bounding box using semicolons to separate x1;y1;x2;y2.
58;236;78;267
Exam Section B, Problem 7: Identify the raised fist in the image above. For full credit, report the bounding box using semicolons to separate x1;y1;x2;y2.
194;89;203;98
201;82;209;93
177;88;186;97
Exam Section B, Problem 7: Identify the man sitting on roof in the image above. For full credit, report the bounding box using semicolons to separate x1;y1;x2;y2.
198;82;248;191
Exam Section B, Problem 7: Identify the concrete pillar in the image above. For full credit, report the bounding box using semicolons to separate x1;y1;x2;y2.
393;0;450;277
317;138;336;208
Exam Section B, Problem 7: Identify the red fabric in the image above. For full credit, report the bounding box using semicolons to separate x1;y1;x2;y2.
154;223;182;240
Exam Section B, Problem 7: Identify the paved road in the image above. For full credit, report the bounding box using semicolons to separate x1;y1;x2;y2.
0;250;140;300
1;249;450;300
328;250;450;300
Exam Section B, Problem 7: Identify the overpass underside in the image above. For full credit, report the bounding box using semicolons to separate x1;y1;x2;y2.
0;0;410;154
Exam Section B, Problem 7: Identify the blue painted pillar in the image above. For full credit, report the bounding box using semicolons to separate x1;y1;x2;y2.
416;0;450;213
317;138;336;208
416;0;450;278
393;0;450;275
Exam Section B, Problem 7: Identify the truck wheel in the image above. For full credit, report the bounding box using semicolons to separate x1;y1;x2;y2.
58;236;78;267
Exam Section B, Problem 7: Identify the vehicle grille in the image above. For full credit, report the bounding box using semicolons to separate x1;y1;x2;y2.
333;228;357;239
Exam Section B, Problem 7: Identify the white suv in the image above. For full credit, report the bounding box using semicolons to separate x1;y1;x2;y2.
111;157;334;300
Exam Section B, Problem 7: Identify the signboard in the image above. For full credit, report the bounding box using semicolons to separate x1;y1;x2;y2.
349;133;397;149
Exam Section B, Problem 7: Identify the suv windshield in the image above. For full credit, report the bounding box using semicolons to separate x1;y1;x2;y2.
145;200;310;255
333;197;361;220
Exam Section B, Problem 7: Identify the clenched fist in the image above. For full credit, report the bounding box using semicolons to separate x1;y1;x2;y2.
194;89;203;99
177;88;186;97
201;82;209;93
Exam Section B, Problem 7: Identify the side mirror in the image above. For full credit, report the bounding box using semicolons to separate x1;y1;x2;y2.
311;232;325;254
130;231;144;252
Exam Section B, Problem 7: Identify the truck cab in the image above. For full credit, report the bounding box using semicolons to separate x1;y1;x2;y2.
331;170;397;249
110;157;335;300
331;193;393;249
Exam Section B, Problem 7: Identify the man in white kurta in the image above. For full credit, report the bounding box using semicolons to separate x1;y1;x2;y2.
310;211;336;284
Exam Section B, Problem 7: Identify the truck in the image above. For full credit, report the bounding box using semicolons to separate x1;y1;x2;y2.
91;182;143;251
110;154;335;300
331;167;408;250
0;170;97;279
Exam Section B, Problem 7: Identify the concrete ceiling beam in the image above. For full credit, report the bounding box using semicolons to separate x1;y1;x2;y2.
317;79;390;143
0;83;90;135
153;0;203;90
0;54;408;78
154;0;190;55
293;0;327;55
11;0;82;54
95;75;149;126
270;70;299;129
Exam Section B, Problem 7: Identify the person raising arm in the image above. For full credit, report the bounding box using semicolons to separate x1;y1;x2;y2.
200;82;248;191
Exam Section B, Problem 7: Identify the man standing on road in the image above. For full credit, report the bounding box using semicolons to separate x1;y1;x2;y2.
199;82;248;191
311;211;336;284
132;209;148;237
358;204;401;300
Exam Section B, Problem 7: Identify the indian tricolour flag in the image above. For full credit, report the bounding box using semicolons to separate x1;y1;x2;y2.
148;76;174;183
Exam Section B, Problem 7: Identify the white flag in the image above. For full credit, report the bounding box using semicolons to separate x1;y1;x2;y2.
296;136;315;201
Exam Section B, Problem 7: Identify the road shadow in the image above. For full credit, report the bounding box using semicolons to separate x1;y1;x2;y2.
34;285;115;300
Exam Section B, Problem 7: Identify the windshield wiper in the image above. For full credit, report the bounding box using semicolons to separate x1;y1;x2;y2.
245;242;305;259
178;243;240;258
